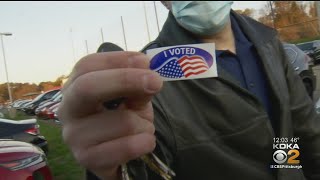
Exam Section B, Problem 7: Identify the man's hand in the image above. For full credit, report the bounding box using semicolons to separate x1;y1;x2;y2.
57;52;163;179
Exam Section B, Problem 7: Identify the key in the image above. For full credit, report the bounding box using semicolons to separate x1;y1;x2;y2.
121;164;131;180
121;153;176;180
141;153;176;180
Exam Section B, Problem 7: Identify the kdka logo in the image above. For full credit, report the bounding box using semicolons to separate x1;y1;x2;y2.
270;137;302;169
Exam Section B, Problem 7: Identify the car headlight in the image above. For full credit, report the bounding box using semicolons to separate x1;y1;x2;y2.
0;154;45;171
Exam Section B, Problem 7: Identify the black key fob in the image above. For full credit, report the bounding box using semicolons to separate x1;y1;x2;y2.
96;42;125;110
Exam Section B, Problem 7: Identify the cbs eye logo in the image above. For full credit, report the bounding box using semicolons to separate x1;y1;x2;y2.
273;150;300;164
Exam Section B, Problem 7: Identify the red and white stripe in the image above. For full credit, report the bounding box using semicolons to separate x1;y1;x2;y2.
178;55;209;77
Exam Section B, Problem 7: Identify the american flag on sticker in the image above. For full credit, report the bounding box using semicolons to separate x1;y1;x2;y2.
155;55;209;78
147;43;217;81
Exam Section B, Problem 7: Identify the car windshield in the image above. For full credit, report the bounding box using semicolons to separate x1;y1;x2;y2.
31;93;45;102
51;91;61;100
53;94;62;102
297;43;313;51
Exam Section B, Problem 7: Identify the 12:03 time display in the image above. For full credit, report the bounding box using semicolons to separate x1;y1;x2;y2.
273;137;300;143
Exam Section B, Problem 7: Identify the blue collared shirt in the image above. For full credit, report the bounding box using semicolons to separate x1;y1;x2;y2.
215;15;273;126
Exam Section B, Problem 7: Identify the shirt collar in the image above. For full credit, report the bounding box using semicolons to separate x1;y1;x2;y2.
216;14;253;57
230;14;253;46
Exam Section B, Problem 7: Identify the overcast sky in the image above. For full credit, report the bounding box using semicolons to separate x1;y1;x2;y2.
0;1;266;84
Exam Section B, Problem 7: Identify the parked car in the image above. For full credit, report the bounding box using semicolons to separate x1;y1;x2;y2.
53;106;60;124
35;92;62;118
15;99;30;105
0;118;48;155
36;91;61;110
0;140;52;180
43;102;60;120
296;40;320;64
24;88;60;115
15;100;32;110
20;101;33;111
283;43;316;99
12;100;27;108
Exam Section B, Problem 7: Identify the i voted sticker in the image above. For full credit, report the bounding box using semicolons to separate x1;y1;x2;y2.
146;43;217;81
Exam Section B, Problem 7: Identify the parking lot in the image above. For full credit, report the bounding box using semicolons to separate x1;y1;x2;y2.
0;109;84;180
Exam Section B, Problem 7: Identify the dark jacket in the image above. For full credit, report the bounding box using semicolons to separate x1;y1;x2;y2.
127;11;320;180
88;11;320;180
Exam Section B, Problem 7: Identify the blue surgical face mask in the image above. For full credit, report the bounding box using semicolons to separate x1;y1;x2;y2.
171;1;234;36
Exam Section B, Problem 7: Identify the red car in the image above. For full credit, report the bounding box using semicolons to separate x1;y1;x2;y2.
36;101;59;120
43;102;60;120
0;140;53;180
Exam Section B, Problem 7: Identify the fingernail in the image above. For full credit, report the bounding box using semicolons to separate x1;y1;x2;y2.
143;73;162;93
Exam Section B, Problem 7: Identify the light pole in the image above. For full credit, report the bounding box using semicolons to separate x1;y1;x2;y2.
100;28;105;44
153;1;160;33
121;16;128;51
0;32;13;104
143;1;151;42
70;28;76;63
85;40;89;55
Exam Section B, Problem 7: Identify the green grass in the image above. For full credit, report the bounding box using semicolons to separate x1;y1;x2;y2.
3;109;32;120
38;120;85;180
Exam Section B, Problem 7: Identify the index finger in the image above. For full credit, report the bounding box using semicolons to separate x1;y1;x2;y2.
63;51;150;90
